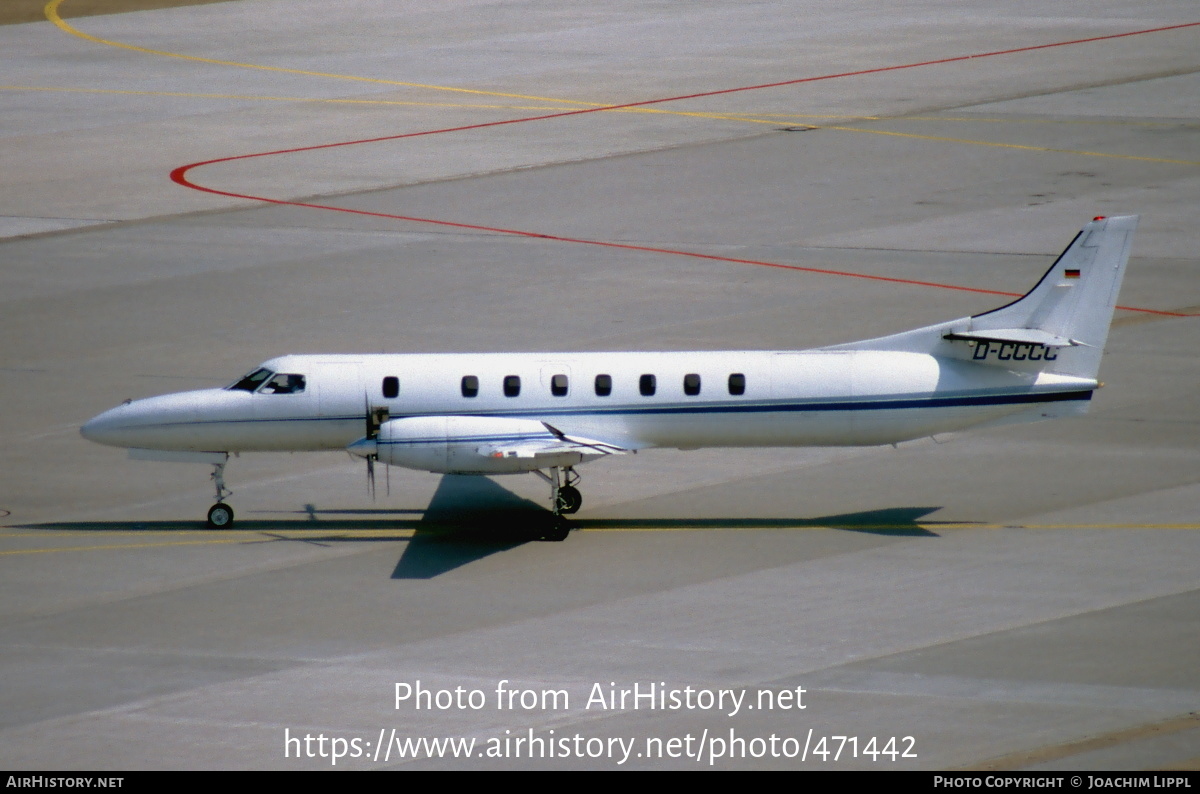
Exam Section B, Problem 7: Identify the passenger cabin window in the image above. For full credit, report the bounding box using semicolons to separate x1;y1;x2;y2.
382;376;399;399
595;374;612;397
550;373;569;397
683;373;701;396
262;373;306;394
228;367;272;392
639;374;656;396
728;373;746;395
461;375;479;398
504;375;521;397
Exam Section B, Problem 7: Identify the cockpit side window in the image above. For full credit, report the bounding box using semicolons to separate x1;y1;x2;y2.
228;367;273;392
261;373;306;394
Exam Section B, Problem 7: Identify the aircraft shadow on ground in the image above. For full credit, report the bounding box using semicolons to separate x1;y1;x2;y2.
395;490;947;578
15;477;950;578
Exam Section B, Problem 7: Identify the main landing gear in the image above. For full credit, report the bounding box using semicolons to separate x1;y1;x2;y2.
533;466;582;541
206;458;234;529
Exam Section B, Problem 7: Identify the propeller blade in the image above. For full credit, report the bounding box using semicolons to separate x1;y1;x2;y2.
366;454;376;501
362;391;378;501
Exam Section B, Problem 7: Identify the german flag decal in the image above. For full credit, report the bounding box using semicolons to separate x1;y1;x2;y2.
1064;268;1081;279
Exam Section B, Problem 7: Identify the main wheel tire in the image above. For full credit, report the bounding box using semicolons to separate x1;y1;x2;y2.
558;485;582;514
207;503;235;529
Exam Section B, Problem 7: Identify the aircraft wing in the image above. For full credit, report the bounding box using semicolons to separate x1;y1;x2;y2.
476;422;633;460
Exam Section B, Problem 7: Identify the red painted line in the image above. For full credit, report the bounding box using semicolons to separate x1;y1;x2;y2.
168;183;1032;297
171;20;1200;318
173;186;1192;317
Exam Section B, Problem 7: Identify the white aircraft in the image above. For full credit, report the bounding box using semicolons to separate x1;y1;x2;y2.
82;215;1137;539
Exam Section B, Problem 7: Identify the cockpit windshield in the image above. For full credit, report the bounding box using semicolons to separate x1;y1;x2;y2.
226;368;307;394
228;367;273;392
225;369;307;395
261;373;306;394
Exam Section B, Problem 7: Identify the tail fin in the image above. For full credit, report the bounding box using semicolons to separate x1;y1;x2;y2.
827;215;1138;379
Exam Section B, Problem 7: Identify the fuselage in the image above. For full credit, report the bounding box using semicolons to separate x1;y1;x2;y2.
74;216;1133;530
81;350;1096;457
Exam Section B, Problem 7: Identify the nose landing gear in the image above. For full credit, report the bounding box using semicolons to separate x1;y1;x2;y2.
206;458;234;529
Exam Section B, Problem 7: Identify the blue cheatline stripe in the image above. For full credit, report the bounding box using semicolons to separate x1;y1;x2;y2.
135;388;1092;430
504;388;1093;417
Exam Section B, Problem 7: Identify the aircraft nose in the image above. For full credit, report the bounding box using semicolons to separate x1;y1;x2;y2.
81;388;249;452
81;403;135;447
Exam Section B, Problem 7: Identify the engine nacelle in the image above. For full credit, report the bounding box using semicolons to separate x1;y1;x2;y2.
361;415;589;474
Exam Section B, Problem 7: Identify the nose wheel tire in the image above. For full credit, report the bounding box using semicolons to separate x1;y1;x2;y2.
207;503;235;529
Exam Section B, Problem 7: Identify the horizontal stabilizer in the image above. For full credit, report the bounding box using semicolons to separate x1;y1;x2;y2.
942;328;1079;348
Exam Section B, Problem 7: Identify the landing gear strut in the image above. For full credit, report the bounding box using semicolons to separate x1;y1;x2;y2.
533;466;582;541
206;457;234;529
